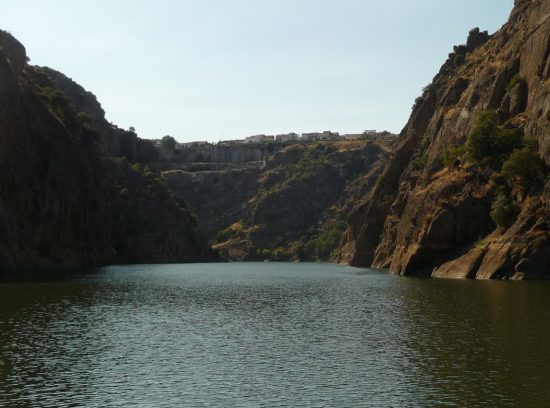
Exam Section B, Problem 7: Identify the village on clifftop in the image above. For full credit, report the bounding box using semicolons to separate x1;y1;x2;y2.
153;130;399;149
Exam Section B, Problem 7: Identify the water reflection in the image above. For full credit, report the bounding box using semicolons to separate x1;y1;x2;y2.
396;278;550;406
1;263;550;407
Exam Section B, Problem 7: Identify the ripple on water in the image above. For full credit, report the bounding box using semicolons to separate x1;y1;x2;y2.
1;263;550;407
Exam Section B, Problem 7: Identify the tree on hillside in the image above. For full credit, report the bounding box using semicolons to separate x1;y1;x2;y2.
161;135;176;150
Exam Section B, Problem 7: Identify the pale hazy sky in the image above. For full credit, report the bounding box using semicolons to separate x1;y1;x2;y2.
2;1;514;142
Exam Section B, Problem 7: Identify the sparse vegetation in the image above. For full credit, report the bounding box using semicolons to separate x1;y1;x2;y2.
412;84;435;110
475;237;489;248
256;248;272;259
455;110;522;167
161;135;177;150
412;155;428;171
501;136;544;183
375;173;385;187
420;131;432;148
506;73;524;92
304;221;347;260
490;189;518;230
380;195;395;212
412;95;425;110
443;145;465;167
453;54;466;66
286;221;348;261
442;113;547;184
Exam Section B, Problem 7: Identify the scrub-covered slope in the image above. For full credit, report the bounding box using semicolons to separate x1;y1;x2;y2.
341;1;550;279
165;140;392;261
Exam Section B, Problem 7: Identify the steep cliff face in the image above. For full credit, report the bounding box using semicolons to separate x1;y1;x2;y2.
0;30;213;272
108;159;215;264
157;144;268;165
165;140;392;261
164;165;261;241
342;0;550;279
28;65;157;163
0;31;113;271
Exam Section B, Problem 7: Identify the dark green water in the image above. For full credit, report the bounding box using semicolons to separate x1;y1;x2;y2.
1;263;550;407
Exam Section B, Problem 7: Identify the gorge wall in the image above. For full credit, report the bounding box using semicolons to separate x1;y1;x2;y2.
0;30;213;273
156;144;269;167
164;140;393;262
340;0;550;279
6;0;549;279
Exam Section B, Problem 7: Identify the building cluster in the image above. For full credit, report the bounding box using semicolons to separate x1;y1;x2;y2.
153;130;397;149
239;130;396;144
152;140;210;149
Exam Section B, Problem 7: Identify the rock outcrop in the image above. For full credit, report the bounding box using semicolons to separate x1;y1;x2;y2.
164;165;262;241
0;30;214;273
108;159;214;264
165;140;393;262
158;144;269;165
340;1;550;279
0;31;113;271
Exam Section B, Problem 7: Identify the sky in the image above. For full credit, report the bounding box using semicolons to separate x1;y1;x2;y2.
2;0;514;143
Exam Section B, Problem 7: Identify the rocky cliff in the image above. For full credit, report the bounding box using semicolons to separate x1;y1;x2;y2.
0;30;213;272
340;0;550;279
107;159;214;264
156;144;269;166
164;165;262;242
165;140;392;261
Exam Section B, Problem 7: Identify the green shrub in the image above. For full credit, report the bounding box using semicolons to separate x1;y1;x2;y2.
501;147;544;181
411;155;427;171
375;173;385;187
292;241;308;259
412;95;425;110
465;110;522;166
314;223;346;258
420;131;432;147
490;190;517;230
475;238;489;248
443;145;465;167
77;111;93;125
40;86;56;98
506;74;524;92
380;195;395;211
272;247;289;261
492;128;523;159
297;221;347;260
256;248;272;259
453;54;465;66
161;135;176;150
215;229;229;243
466;110;498;162
523;134;539;150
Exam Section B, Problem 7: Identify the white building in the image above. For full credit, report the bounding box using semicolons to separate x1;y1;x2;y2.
275;133;299;142
301;132;321;141
319;131;339;140
245;134;275;143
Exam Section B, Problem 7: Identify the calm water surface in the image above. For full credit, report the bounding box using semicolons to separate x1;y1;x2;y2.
1;263;550;407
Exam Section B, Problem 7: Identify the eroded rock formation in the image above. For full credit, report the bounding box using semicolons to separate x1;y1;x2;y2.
0;30;213;273
341;1;550;279
165;141;392;261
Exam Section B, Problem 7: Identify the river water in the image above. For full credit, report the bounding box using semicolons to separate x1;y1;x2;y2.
1;263;550;407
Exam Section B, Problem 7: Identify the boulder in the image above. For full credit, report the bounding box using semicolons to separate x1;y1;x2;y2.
432;246;487;279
